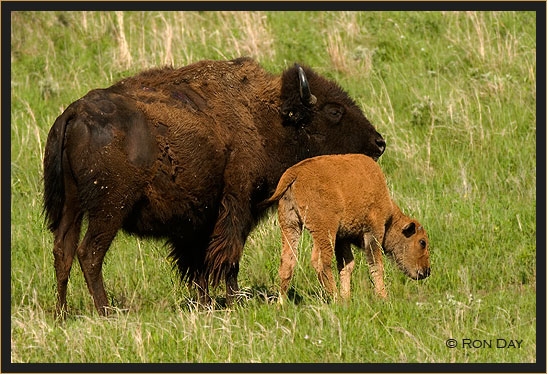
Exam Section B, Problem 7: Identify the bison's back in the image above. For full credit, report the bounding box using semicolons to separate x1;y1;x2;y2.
112;58;278;120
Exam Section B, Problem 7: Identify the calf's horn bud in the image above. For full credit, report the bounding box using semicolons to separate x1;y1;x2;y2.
296;64;317;106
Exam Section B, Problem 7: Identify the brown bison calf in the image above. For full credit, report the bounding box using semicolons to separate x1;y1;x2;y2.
265;154;430;300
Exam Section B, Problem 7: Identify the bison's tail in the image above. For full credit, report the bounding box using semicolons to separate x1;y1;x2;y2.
43;106;74;232
257;171;298;209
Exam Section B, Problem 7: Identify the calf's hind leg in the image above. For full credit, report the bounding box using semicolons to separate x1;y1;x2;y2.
309;223;339;300
277;195;303;299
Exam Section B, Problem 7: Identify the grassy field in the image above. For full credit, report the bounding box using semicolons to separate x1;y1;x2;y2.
10;11;537;363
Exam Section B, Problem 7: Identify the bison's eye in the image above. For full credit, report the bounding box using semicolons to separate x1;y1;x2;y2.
330;108;342;117
419;239;427;249
323;103;345;123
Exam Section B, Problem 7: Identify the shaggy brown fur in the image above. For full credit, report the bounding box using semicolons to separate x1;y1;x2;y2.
264;154;430;300
43;58;386;316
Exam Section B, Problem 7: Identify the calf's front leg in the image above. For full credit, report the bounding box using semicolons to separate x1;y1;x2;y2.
335;241;354;301
363;231;387;298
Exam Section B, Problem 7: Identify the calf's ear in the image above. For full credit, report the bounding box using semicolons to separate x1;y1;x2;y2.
402;222;416;238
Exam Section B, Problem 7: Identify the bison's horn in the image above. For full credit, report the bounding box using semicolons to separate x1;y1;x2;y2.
296;64;317;106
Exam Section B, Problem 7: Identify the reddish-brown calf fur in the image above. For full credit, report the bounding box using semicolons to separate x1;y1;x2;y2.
265;154;431;300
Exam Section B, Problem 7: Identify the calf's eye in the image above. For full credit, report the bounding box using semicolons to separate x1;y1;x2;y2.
419;239;426;248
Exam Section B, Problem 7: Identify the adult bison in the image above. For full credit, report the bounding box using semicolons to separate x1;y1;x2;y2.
43;57;385;316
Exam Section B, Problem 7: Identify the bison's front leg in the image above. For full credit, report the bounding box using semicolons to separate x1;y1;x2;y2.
225;262;240;306
194;271;212;307
205;191;253;307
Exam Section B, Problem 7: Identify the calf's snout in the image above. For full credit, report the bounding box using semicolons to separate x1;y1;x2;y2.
416;266;431;280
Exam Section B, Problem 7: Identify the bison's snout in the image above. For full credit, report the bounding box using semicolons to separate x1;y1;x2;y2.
376;137;386;153
416;267;431;280
371;135;386;160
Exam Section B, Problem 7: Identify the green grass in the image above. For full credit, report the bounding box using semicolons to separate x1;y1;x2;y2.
10;11;536;363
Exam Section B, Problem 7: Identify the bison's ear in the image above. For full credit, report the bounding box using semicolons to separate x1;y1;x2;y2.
280;64;316;127
402;222;416;238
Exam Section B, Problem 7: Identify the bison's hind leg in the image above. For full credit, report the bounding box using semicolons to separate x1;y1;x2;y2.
76;211;124;316
53;168;83;319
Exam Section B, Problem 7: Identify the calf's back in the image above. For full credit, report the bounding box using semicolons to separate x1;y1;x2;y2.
282;154;393;240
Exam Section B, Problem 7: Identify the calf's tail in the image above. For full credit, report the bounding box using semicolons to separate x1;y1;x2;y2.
43;106;75;232
257;170;298;209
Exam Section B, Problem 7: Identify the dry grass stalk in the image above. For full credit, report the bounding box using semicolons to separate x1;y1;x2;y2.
326;13;372;77
220;11;275;61
116;11;132;69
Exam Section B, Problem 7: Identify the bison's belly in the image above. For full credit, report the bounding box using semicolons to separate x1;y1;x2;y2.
122;178;222;239
123;152;225;238
122;199;219;239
